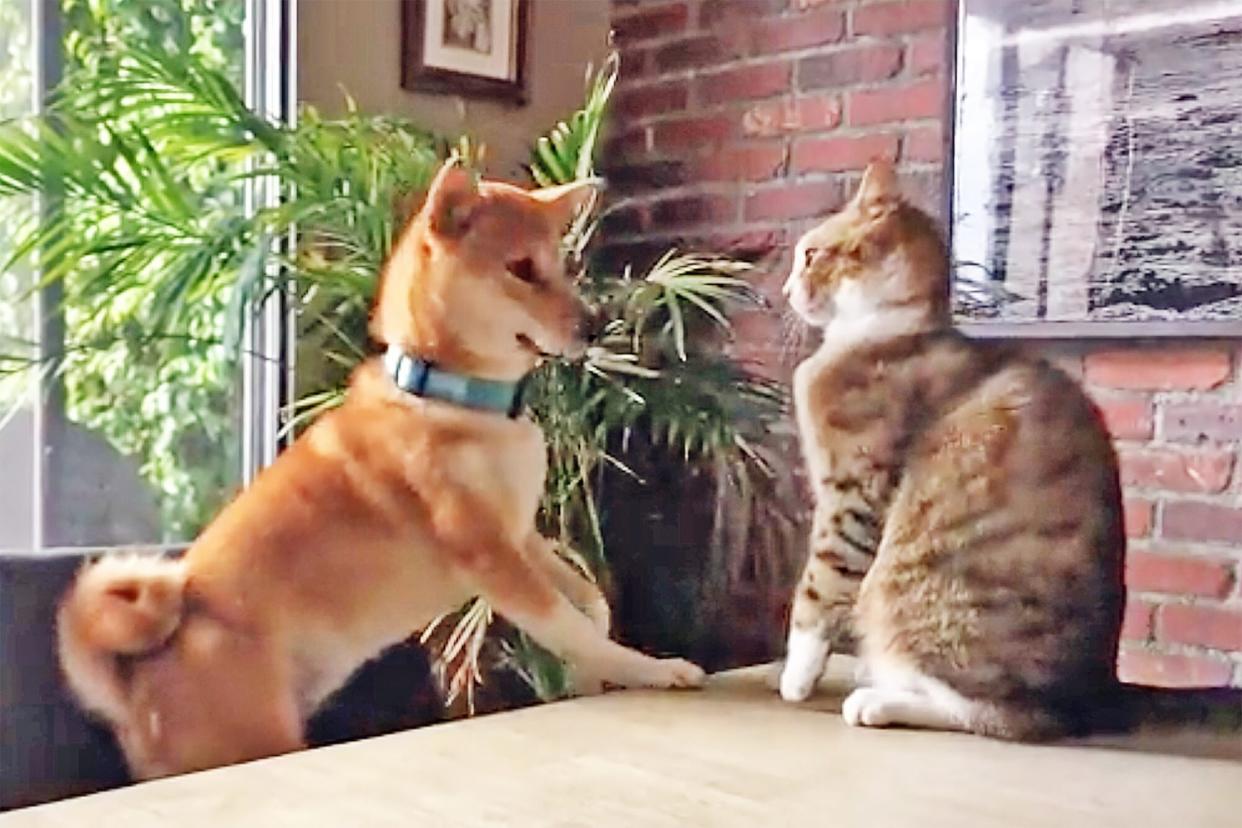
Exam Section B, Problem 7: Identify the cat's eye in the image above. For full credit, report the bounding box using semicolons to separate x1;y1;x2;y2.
506;257;539;286
803;248;817;267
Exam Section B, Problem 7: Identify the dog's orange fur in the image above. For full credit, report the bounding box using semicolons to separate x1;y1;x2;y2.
57;163;706;780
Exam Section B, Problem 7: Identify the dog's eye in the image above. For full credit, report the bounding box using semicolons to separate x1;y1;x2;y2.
506;257;539;286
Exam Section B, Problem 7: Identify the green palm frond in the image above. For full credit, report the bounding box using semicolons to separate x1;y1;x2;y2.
529;52;618;187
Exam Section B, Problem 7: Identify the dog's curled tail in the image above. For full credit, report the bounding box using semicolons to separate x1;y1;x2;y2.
57;554;188;724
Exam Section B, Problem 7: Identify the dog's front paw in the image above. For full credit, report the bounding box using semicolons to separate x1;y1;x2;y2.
586;598;611;638
645;657;707;689
570;668;606;697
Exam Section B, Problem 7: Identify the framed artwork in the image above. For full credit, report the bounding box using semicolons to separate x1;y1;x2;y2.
950;0;1242;337
400;0;529;104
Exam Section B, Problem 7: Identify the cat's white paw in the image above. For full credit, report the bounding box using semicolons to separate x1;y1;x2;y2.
842;687;894;727
779;628;830;702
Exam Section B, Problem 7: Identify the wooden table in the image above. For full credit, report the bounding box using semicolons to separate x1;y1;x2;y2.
5;659;1241;827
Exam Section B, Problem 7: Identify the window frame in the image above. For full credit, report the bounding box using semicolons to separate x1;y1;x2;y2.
20;0;298;552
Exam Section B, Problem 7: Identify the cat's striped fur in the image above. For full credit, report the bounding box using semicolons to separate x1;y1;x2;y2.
778;161;1239;740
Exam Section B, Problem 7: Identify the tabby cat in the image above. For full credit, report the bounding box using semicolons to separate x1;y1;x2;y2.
777;161;1238;740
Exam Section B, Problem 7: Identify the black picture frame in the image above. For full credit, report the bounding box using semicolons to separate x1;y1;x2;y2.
400;0;529;106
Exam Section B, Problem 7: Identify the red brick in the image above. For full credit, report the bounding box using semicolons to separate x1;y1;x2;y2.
852;0;951;37
692;228;787;259
745;180;845;221
698;62;791;104
1096;397;1153;441
1163;502;1242;545
1163;403;1242;444
847;79;944;126
743;95;841;137
619;47;650;81
907;32;946;76
797;44;903;90
1118;448;1233;494
902;167;944;217
615;82;689;119
1124;498;1152;539
792;133;899;173
792;0;838;8
902;124;942;163
612;2;689;44
752;8;846;54
696;142;787;182
653;114;734;150
1127;551;1234;599
731;307;785;346
1117;649;1234;688
600;159;686;195
1084;349;1231;391
654;35;733;73
700;0;787;27
600;205;647;237
649;194;736;228
606;128;651;158
1158;604;1242;651
1121;600;1154;642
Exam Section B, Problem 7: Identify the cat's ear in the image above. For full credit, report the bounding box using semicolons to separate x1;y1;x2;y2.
855;160;900;216
424;159;480;238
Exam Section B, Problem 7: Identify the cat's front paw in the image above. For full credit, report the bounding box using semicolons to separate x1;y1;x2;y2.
779;627;830;702
570;668;606;697
842;688;893;727
779;663;819;702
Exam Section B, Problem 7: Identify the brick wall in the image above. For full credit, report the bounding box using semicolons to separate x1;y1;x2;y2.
604;0;1242;687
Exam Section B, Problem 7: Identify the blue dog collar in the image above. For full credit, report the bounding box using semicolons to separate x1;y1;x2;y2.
382;345;527;418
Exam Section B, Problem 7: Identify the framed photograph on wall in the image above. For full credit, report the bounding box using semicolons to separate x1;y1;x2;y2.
950;0;1242;337
401;0;529;104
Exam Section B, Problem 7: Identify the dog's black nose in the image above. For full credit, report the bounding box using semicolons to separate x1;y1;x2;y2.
577;305;608;344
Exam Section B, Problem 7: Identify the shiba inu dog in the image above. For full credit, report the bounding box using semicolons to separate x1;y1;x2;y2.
57;161;706;780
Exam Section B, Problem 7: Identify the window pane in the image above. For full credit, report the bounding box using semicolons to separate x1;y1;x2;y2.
0;0;249;550
0;0;36;549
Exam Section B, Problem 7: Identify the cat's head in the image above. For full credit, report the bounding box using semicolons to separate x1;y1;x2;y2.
782;161;948;329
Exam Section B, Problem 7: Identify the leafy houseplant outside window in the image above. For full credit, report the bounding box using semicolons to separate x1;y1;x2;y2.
0;5;798;705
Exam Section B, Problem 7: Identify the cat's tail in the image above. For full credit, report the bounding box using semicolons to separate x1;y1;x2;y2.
1116;683;1242;732
56;554;188;725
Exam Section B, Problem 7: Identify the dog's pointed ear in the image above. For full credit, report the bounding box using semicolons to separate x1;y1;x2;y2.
854;160;900;216
424;160;480;238
530;178;603;229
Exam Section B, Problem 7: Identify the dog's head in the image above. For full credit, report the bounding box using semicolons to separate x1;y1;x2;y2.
372;161;600;380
